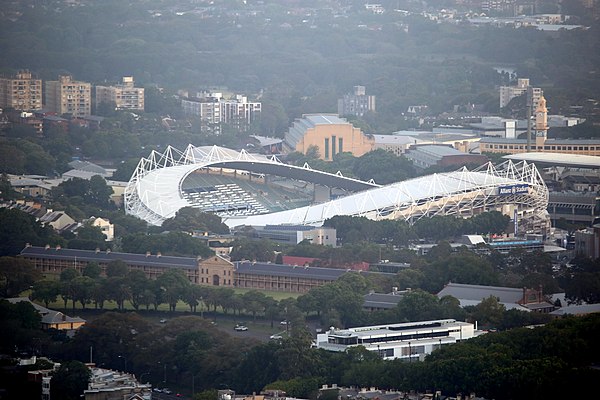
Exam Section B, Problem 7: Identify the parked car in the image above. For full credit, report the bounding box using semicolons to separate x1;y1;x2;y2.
159;319;167;324
270;334;283;340
280;320;289;325
234;324;248;331
163;388;172;394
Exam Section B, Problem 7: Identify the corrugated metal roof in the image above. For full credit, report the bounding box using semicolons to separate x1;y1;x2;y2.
437;282;523;303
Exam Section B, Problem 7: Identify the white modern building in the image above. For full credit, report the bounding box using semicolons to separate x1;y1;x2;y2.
316;319;477;361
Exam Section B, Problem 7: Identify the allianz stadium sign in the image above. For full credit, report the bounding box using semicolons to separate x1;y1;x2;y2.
497;184;529;196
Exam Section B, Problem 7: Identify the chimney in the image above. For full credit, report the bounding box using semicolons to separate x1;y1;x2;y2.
95;248;100;253
106;248;111;254
25;243;31;248
45;244;50;250
156;252;162;258
55;245;61;250
146;251;151;257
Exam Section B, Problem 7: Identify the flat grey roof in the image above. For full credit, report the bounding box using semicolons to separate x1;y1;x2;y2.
503;152;600;169
408;145;463;157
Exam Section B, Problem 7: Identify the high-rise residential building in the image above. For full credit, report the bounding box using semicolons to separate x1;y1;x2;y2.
499;78;542;109
0;70;42;111
337;85;376;117
45;75;91;117
181;91;261;133
95;76;144;111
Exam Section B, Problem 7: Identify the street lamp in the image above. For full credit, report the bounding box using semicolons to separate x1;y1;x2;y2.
200;296;204;319
157;362;167;383
117;355;127;371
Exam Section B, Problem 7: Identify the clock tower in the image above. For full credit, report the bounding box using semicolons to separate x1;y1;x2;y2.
534;95;548;148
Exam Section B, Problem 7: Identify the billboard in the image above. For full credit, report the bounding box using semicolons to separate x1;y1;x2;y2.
497;184;529;196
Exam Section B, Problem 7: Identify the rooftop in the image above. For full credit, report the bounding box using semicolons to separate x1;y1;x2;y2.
20;246;199;269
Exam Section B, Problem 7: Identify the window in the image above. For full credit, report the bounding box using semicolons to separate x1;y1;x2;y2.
324;138;330;159
332;136;337;156
339;138;343;153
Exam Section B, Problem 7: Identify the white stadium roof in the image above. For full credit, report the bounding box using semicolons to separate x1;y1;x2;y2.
503;152;600;169
125;145;549;228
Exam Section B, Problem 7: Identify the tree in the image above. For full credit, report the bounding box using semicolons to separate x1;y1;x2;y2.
83;262;102;279
470;296;506;329
128;269;150;310
161;207;229;234
0;257;41;297
50;361;90;400
106;260;128;277
0;208;64;256
88;175;113;207
353;149;415;184
243;290;268;320
71;276;96;309
31;280;61;307
395;290;445;322
0;173;20;200
157;269;191;312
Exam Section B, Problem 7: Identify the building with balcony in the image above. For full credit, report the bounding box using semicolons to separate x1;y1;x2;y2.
337;86;376;117
45;75;91;117
181;91;261;132
0;70;42;111
95;77;144;111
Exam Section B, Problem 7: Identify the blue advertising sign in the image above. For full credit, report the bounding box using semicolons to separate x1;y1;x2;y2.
497;184;529;196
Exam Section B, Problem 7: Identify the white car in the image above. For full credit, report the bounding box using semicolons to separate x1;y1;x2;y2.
234;325;248;331
270;334;283;340
280;320;289;325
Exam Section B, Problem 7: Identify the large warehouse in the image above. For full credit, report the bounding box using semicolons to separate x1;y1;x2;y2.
124;145;549;234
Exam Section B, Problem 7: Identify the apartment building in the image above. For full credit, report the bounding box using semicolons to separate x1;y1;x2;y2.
499;78;542;109
0;70;42;111
181;91;261;132
45;75;92;117
337;85;376;117
95;76;144;111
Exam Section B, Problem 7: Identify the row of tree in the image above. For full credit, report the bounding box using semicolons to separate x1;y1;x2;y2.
0;296;594;400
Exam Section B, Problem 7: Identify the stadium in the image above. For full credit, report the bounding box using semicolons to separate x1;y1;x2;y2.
124;145;549;232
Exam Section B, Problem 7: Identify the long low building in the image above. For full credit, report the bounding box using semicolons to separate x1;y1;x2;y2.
19;246;371;293
316;319;477;361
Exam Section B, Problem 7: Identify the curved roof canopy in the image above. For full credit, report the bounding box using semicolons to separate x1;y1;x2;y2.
125;145;548;228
